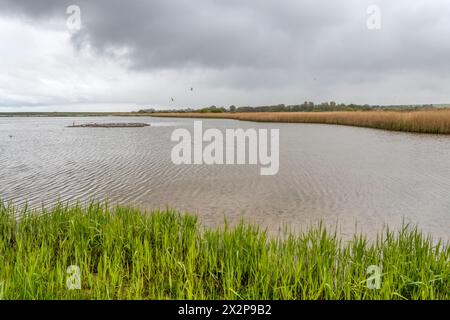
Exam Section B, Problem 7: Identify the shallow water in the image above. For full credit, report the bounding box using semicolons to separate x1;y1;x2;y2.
1;116;450;240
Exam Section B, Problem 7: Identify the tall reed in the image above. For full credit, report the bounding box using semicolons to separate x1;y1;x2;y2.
0;201;449;299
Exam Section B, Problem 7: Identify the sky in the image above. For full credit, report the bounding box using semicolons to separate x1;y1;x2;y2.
0;0;449;112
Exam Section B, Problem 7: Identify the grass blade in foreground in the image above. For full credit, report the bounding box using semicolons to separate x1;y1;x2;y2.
0;201;449;300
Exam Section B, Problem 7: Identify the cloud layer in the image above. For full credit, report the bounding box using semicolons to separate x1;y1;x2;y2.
0;0;449;110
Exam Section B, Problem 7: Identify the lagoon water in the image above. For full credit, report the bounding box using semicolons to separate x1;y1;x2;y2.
1;116;450;239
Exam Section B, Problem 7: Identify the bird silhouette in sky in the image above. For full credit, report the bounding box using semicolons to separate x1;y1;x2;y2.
190;87;194;91
171;97;175;102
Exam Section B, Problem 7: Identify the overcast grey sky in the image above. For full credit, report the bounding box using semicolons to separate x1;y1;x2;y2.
0;0;449;111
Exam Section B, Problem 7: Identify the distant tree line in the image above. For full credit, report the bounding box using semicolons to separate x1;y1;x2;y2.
138;102;436;113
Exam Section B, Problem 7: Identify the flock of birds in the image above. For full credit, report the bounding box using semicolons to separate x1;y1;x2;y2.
171;87;194;103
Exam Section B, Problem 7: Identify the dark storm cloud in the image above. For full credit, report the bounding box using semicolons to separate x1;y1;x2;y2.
2;0;450;71
0;0;449;105
72;0;354;71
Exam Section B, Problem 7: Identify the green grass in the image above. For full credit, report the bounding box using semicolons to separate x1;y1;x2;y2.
0;201;449;300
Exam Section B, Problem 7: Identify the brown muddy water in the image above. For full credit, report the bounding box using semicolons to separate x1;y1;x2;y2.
1;116;450;240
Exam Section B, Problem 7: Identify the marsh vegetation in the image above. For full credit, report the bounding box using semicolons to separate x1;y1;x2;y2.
1;201;449;300
151;110;450;134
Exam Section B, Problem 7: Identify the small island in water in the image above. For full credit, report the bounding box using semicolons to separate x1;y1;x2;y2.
68;122;150;128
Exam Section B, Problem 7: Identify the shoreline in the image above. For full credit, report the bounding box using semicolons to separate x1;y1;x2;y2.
1;200;449;299
3;109;450;135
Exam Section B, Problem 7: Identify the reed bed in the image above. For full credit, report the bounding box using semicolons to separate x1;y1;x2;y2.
151;110;450;134
0;201;449;300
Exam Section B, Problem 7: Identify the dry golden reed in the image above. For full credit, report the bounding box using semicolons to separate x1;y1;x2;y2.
152;110;450;134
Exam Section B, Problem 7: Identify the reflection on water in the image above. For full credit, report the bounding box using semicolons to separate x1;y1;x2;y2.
1;116;450;240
